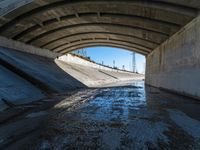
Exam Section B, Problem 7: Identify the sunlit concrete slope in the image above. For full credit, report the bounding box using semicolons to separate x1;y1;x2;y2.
0;47;143;111
56;54;144;87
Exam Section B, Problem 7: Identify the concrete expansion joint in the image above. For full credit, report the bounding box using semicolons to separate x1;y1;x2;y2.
34;0;48;5
56;16;61;22
16;23;25;27
50;10;61;22
75;13;79;18
0;16;10;22
32;19;43;27
97;12;101;17
1;98;16;108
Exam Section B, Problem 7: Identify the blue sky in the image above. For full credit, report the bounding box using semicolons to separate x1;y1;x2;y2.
74;46;146;74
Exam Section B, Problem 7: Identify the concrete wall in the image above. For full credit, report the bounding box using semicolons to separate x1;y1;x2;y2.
146;14;200;99
59;54;133;73
0;0;33;16
0;36;60;58
0;46;143;111
0;65;45;111
0;47;86;93
55;59;144;87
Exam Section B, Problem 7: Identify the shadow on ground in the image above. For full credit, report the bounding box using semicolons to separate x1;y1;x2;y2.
1;82;199;150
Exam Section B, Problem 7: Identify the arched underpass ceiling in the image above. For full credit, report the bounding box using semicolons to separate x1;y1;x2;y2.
0;0;199;55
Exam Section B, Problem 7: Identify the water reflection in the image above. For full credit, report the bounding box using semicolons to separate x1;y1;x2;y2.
32;81;200;150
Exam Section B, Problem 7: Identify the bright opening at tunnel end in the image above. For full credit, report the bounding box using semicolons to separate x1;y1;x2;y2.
0;0;200;150
70;46;146;74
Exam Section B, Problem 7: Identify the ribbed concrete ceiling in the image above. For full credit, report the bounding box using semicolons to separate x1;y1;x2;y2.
0;0;199;55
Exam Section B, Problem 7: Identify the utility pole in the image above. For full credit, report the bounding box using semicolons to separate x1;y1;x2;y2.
80;48;87;57
122;65;125;70
74;48;87;57
113;60;115;68
132;52;136;73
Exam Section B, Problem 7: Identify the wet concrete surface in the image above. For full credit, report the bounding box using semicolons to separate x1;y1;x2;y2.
29;81;200;150
1;81;200;150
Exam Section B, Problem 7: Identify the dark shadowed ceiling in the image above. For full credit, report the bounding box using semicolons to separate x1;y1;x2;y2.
0;0;199;55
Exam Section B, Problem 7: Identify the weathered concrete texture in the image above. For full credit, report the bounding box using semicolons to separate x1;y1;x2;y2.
146;14;200;99
0;47;86;93
0;35;60;58
0;0;33;16
55;59;143;87
0;46;143;111
58;54;140;74
27;83;200;150
0;65;45;111
0;0;199;55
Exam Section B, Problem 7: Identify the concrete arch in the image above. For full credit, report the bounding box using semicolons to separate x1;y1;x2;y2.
0;1;197;27
25;23;168;47
46;33;155;51
0;0;199;55
56;40;149;54
41;32;158;50
52;38;151;53
25;23;168;48
0;0;200;108
9;13;180;40
12;21;170;44
59;42;150;56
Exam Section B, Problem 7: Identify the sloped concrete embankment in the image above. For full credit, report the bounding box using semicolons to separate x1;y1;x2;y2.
57;54;144;87
0;47;143;111
0;47;86;111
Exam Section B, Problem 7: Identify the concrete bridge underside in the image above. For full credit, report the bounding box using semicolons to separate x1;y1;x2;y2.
0;0;200;99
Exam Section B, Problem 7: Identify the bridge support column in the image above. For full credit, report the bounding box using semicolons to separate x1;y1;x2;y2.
146;13;200;99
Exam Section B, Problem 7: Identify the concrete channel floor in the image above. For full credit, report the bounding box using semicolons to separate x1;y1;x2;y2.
1;81;200;150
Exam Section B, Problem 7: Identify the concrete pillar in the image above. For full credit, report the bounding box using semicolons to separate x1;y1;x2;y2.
145;13;200;99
